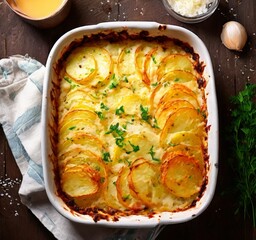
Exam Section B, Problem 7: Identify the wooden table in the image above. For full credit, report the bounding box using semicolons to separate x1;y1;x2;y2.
0;0;255;239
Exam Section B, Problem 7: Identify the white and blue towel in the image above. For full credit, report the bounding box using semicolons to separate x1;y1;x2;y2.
0;55;163;240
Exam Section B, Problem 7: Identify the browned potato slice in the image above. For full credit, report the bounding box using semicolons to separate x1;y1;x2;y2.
58;132;105;156
150;83;200;112
144;45;183;86
157;54;195;81
59;109;97;125
61;165;100;198
155;99;195;129
166;131;203;147
142;47;158;85
116;166;145;210
128;159;161;206
163;144;205;172
59;118;98;140
161;154;204;198
160;108;206;146
158;70;198;84
135;43;156;79
155;70;200;96
59;110;99;138
60;149;107;184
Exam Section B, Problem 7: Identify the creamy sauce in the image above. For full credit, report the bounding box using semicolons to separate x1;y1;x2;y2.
15;0;64;19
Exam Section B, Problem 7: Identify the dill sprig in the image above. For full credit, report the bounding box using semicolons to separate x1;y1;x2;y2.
229;83;256;227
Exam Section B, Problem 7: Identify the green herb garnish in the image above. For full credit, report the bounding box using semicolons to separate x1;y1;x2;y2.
127;141;140;153
64;76;79;89
95;111;105;120
148;146;160;162
115;106;125;116
228;83;256;227
151;55;157;64
140;105;151;123
102;152;112;162
106;123;126;147
100;102;109;110
109;74;119;89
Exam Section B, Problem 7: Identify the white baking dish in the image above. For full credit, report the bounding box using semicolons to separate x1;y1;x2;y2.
41;21;218;228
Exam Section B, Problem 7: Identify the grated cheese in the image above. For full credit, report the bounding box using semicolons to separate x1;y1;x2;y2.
168;0;213;17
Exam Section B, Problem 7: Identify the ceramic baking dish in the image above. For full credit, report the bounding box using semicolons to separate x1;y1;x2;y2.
41;21;218;228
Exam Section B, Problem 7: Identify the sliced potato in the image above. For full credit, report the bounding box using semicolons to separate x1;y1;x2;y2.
60;149;107;183
60;109;97;125
157;54;195;81
115;94;146;116
160;107;206;146
117;45;138;77
155;99;195;129
167;131;203;147
150;83;200;112
66;46;113;86
111;132;160;165
104;174;125;210
58;132;105;156
59;118;99;140
64;89;96;108
65;48;97;84
128;159;160;206
135;43;157;79
154;70;200;97
142;47;158;85
61;165;100;198
163;144;205;172
59;109;99;138
158;70;198;84
144;45;184;86
116;166;145;210
161;154;204;198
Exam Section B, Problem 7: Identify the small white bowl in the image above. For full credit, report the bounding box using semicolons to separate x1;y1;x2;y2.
162;0;220;24
5;0;71;28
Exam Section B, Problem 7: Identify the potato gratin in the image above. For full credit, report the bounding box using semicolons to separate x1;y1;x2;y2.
55;30;208;221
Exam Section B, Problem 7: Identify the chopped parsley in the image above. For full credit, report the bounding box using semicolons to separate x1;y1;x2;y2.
126;141;140;154
64;76;79;89
148;146;160;162
95;111;105;120
102;152;112;162
151;55;157;64
140;105;151;123
106;123;126;148
100;102;109;110
109;74;119;89
115;106;125;116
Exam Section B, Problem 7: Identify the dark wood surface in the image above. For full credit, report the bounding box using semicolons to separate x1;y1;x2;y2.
0;0;256;239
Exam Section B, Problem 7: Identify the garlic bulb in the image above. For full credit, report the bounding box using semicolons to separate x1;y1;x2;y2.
220;21;247;51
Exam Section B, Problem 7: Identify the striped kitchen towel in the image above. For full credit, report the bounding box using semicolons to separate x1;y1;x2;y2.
0;55;163;240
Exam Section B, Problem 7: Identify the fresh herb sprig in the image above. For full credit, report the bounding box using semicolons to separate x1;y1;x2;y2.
228;83;256;227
